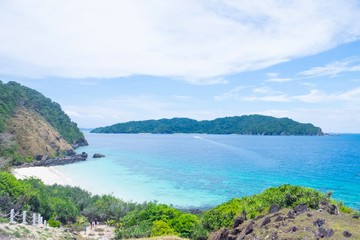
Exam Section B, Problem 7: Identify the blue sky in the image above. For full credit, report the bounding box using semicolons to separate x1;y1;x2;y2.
1;1;360;132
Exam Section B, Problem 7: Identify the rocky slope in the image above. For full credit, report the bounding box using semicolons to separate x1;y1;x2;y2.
209;204;360;240
7;107;72;158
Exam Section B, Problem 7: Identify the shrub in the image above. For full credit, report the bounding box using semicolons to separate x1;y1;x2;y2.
151;220;176;237
48;218;61;228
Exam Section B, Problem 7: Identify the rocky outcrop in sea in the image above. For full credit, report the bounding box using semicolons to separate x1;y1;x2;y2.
23;152;88;167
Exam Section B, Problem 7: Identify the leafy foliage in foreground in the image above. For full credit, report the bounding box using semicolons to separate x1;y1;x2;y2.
0;172;144;224
91;115;324;135
115;203;202;239
0;172;357;239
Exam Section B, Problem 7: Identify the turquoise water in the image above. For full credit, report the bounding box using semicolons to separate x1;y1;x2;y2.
55;133;360;210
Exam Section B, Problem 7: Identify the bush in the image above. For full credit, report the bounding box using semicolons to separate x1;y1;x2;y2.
48;218;61;228
151;220;176;237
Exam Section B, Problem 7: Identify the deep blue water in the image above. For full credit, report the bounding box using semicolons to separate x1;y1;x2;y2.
57;133;360;210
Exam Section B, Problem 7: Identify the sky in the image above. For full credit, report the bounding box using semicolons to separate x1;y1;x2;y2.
1;0;360;133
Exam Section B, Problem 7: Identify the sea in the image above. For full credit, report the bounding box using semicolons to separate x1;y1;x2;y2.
54;132;360;210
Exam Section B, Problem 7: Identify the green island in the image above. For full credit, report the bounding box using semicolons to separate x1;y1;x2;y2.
91;116;324;136
0;81;359;239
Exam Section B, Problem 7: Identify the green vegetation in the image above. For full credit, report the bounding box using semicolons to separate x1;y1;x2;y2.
0;172;357;239
116;203;202;239
202;184;326;231
0;81;84;143
0;81;87;167
91;115;324;135
0;172;144;226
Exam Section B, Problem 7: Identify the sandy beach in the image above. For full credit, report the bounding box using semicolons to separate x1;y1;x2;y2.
12;166;74;186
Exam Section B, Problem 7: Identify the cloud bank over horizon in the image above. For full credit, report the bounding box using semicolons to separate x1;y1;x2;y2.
1;0;360;84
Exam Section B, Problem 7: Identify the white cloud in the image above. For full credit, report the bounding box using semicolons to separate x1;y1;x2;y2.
216;85;360;103
214;86;248;101
1;0;360;84
294;88;360;103
243;94;291;102
265;72;292;83
299;58;360;77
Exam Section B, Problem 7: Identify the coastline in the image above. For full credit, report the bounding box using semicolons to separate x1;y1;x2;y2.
12;166;74;186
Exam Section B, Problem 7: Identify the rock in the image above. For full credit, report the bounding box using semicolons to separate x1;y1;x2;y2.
307;213;313;217
214;229;230;240
93;153;105;158
287;210;296;218
319;201;339;215
313;218;325;227
343;231;352;237
260;217;271;228
255;215;264;220
30;152;88;167
269;204;281;213
294;204;308;214
244;221;255;235
219;229;230;240
236;221;255;240
327;228;334;237
288;226;297;233
327;204;339;215
233;217;245;228
317;227;328;238
72;138;89;149
274;215;284;222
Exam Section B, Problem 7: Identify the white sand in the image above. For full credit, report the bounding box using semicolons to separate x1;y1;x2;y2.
12;166;74;186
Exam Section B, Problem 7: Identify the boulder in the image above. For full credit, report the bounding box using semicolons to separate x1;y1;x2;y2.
93;153;105;158
313;218;325;227
294;204;308;214
317;227;328;238
260;217;271;228
269;204;281;213
343;231;352;237
233;216;245;228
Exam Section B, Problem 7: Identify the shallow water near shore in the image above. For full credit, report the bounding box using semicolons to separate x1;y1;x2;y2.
52;132;360;210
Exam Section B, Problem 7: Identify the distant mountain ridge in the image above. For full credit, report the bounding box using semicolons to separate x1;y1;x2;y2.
0;81;87;166
91;115;324;135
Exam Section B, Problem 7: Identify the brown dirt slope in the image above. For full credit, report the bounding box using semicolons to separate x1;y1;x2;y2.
7;107;72;158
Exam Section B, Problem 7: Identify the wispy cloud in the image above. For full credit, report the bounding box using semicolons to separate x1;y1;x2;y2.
217;85;360;104
299;58;360;77
172;95;192;100
265;72;292;83
214;86;248;101
1;1;360;84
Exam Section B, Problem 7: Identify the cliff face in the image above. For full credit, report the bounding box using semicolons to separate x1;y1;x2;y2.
0;81;88;166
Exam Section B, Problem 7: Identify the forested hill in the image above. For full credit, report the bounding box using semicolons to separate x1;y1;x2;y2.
91;115;324;135
0;81;87;165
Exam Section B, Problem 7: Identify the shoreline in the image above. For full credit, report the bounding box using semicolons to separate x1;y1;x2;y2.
12;166;74;186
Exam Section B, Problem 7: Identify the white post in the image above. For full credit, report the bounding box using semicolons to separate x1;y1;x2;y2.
40;216;43;226
44;220;47;227
9;209;16;224
38;214;41;226
32;213;37;225
22;211;27;224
